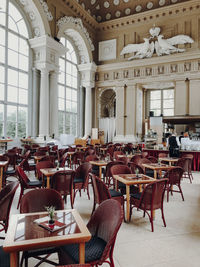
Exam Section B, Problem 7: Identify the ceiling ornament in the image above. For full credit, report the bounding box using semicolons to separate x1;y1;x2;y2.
115;11;121;17
159;0;165;6
135;5;142;12
120;26;194;60
104;1;110;8
39;0;53;21
57;16;95;53
125;8;131;15
91;0;96;4
113;0;120;5
147;2;153;9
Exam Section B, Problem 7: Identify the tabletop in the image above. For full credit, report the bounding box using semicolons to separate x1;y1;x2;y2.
3;209;91;253
159;157;179;162
40;167;71;176
113;174;156;185
89;160;109;166
0;160;9;167
142;163;173;171
0;139;13;143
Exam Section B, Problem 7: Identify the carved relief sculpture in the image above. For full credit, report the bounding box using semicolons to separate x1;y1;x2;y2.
120;26;194;60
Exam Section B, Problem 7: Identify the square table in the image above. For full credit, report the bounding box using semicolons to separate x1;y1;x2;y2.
89;160;109;179
0;161;8;190
142;163;173;179
0;139;13;151
113;173;156;222
159;157;179;166
40;167;71;188
3;209;91;266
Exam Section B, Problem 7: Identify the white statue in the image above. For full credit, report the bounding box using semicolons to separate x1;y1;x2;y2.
120;26;194;60
120;38;154;60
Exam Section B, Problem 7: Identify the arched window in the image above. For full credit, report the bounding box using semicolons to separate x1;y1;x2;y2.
0;0;31;138
58;38;79;136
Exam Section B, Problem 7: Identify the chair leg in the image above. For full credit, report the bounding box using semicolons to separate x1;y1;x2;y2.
17;186;24;209
178;185;184;201
92;201;96;215
167;187;169;202
87;186;90;200
20;252;25;267
150;210;154;232
161;206;166;227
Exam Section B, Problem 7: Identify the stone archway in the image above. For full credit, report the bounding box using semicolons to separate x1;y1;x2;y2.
100;89;116;118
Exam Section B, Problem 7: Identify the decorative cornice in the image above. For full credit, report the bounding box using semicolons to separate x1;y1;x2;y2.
39;0;53;21
57;16;95;52
97;0;200;31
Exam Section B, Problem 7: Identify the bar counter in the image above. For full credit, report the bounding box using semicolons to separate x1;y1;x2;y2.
143;149;200;171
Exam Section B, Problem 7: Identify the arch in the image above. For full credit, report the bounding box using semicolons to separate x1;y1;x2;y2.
57;16;94;64
99;88;116;118
17;0;51;37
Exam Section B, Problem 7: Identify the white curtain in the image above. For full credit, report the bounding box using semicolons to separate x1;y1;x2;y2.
99;118;116;143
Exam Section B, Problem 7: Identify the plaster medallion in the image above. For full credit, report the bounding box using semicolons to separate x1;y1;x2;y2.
159;0;165;6
115;11;121;17
88;9;91;14
96;4;100;10
97;16;102;22
123;0;129;2
171;0;178;2
135;5;142;12
34;27;40;37
19;0;26;5
113;0;120;6
104;1;110;8
106;13;111;20
125;8;131;15
91;0;96;4
147;2;153;9
81;3;85;9
29;11;35;20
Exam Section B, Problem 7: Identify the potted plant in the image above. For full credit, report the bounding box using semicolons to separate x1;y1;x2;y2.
135;168;139;177
45;206;55;229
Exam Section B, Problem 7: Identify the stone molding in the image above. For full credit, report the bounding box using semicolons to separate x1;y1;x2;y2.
97;0;200;31
78;62;97;88
38;0;53;21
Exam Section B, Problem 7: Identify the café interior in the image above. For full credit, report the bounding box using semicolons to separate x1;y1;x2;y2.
0;0;200;266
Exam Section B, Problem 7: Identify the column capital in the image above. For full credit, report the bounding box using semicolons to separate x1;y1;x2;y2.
78;62;97;88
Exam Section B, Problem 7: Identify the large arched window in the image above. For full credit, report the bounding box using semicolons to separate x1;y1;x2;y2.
0;0;30;138
58;38;79;136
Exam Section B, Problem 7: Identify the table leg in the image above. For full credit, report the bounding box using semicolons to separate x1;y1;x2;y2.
0;166;3;190
99;166;102;179
154;170;157;179
46;176;50;189
69;155;72;169
10;252;19;267
126;185;130;222
79;242;85;264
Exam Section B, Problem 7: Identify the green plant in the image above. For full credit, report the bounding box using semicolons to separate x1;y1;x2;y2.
135;168;139;177
45;206;55;222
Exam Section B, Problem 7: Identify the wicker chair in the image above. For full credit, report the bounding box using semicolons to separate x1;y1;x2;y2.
130;179;168;232
58;199;123;267
104;161;125;188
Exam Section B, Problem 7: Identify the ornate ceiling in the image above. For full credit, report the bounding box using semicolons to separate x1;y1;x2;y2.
76;0;189;22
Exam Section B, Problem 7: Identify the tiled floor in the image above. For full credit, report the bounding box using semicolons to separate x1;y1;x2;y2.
1;172;200;267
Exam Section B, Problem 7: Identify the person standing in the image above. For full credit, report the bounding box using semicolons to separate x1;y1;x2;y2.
168;132;180;157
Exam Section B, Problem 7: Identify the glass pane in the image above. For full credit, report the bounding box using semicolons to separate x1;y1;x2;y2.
150;100;161;109
66;88;71;100
9;3;22;22
163;89;174;99
150;90;161;100
6;121;16;138
72;77;77;88
71;52;77;64
66;52;72;62
58;85;65;98
19;72;28;89
163;109;174;116
7;68;18;86
19;89;27;104
8;49;19;68
152;109;161;116
19;38;29;56
72;65;77;77
59;71;65;84
0;45;5;63
59;58;65;72
60;38;65;46
67;41;73;53
163;99;174;109
0;12;6;26
72;90;77;101
0;66;5;83
0;28;5;46
8;16;18;33
71;102;77;113
7;105;17;121
0;0;6;12
17;19;28;38
0;104;4;137
8;32;19;51
18;107;27;122
19;54;28;71
58;98;65;111
0;83;4;100
0;104;4;121
18;122;26;138
66;74;72;87
7;86;18;103
58;111;64;134
71;114;77;136
66;100;71;112
66;62;72;74
65;114;70;134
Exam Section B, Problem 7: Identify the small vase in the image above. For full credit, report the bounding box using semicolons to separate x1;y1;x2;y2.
48;219;55;230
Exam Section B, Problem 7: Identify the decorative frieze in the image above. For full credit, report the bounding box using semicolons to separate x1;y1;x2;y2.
39;0;53;21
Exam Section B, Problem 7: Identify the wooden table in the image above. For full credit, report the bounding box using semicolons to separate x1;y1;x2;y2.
3;209;91;266
142;163;173;179
159;157;179;166
34;155;46;164
67;152;75;169
20;138;33;145
89;160;108;179
40;167;71;188
0;139;13;151
113;174;156;222
0;161;8;190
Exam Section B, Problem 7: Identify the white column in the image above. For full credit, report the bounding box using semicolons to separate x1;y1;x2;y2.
32;68;39;137
39;69;49;137
49;70;59;138
84;86;92;137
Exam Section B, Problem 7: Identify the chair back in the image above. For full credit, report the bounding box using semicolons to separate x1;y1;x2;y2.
110;164;132;176
105;161;125;178
40;155;55;165
87;199;123;264
113;151;124;160
0;181;19;223
130;155;142;164
181;153;193;159
147;156;158;163
51;170;75;196
141;151;148;158
23;150;31;159
176;158;189;172
158;152;168;158
16;166;30;186
36;161;55;179
85;155;99;162
19;159;31;172
164;167;184;185
91;174;111;205
34;151;46;156
84;148;95;157
138;179;168;211
137;158;152;172
74;163;92;187
20;188;64;213
129;162;144;174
